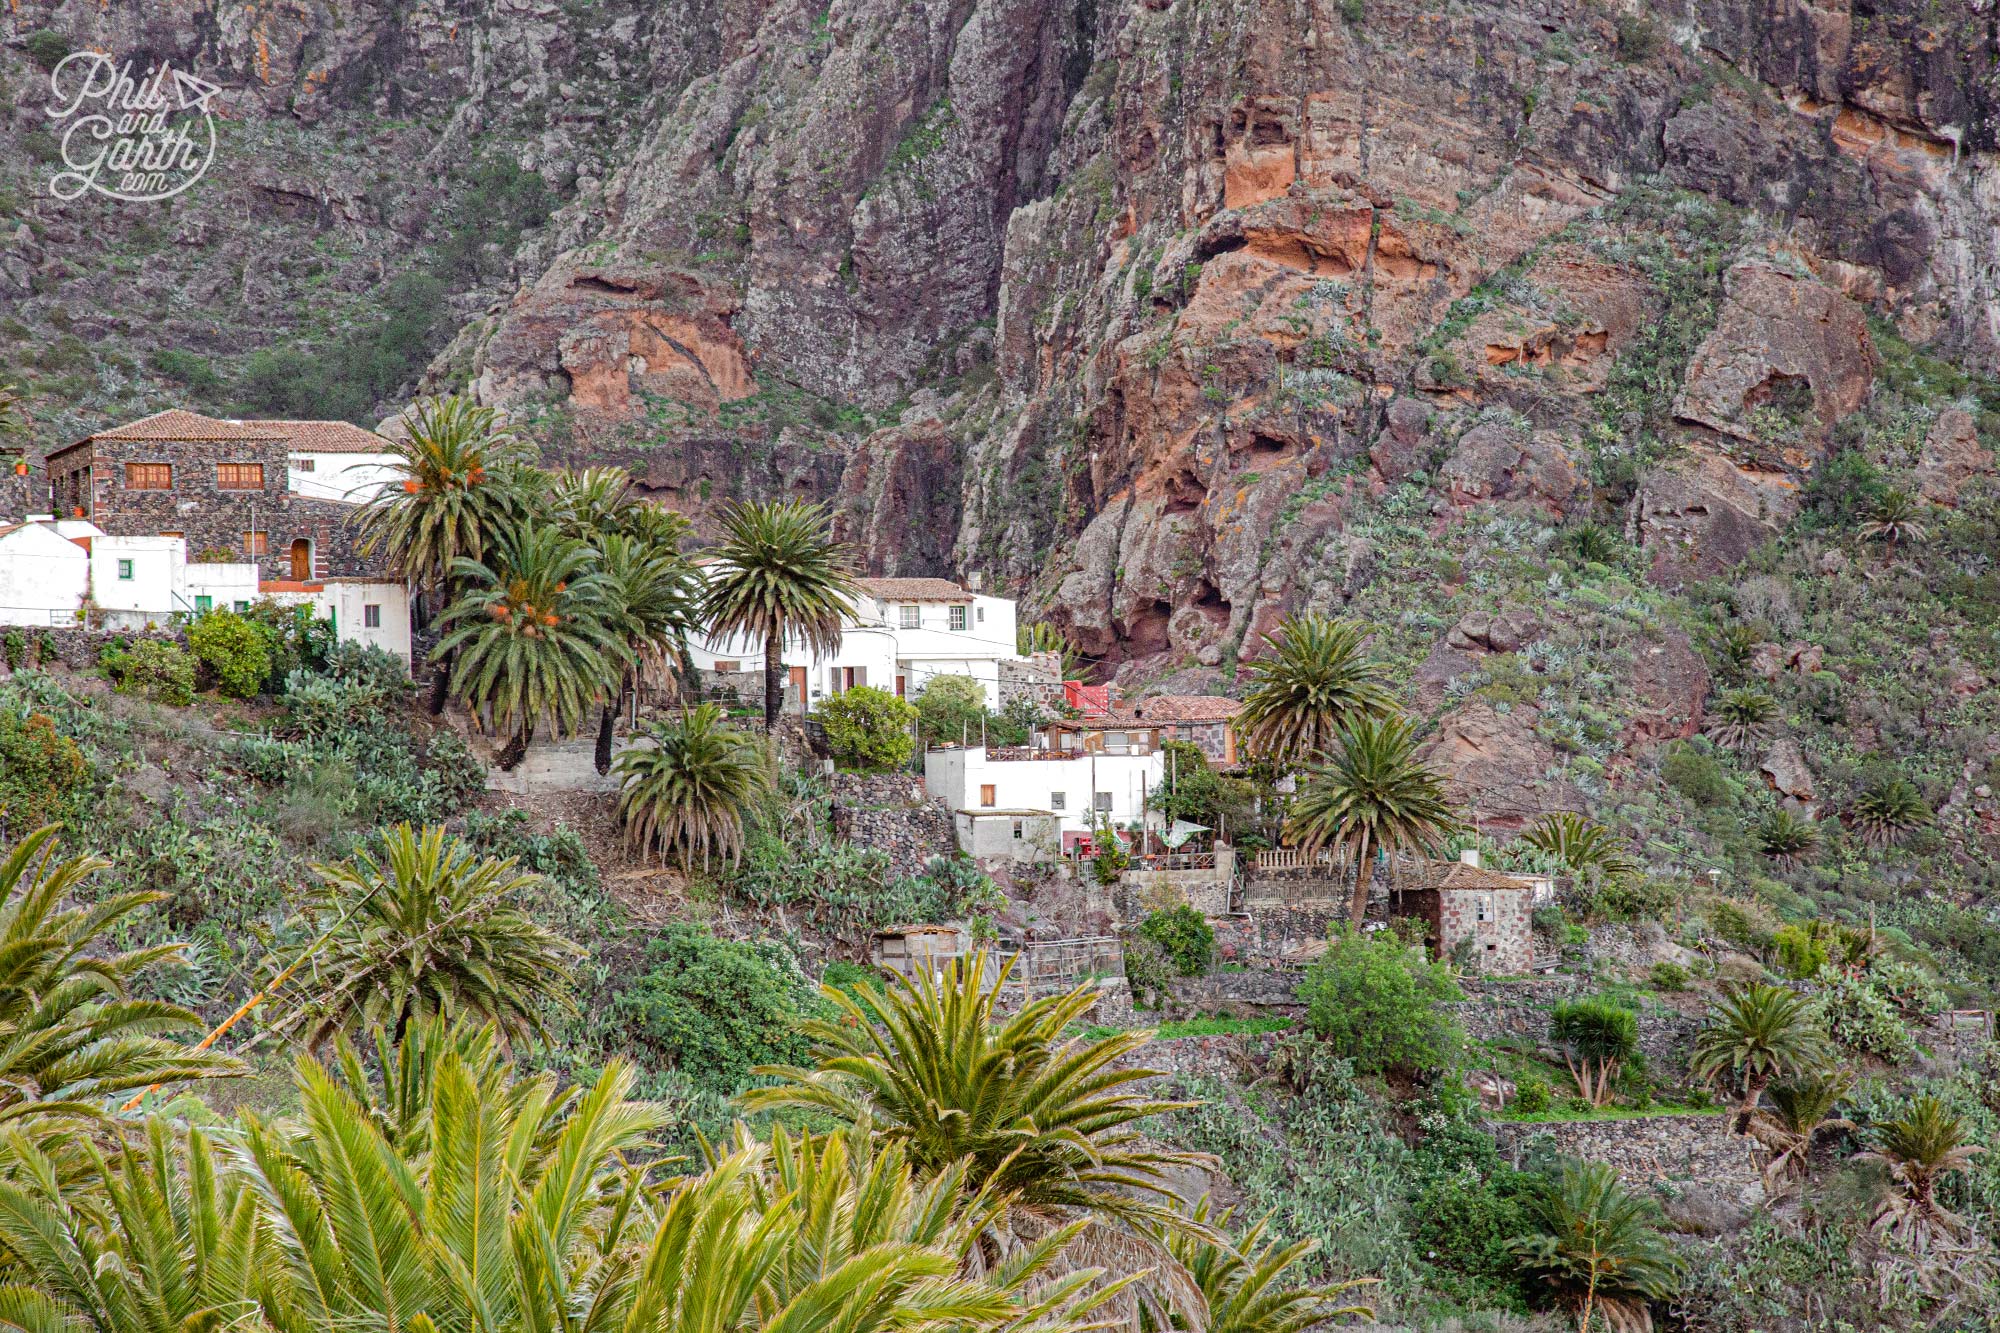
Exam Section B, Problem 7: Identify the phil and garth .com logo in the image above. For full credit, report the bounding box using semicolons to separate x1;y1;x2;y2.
45;52;221;204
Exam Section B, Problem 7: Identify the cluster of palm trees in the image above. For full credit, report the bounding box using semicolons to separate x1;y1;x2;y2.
1234;612;1460;926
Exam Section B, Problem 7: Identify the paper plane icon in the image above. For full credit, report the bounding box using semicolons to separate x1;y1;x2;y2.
171;68;222;112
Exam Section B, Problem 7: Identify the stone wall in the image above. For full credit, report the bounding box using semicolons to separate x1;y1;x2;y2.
3;625;187;671
998;652;1063;708
1490;1113;1763;1205
1454;975;1704;1075
829;771;957;880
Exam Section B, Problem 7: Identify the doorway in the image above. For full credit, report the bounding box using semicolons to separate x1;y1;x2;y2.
289;538;312;580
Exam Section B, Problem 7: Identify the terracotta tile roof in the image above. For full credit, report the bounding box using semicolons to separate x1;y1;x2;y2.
1409;859;1537;892
87;410;290;443
1123;694;1244;724
264;420;394;453
857;577;973;602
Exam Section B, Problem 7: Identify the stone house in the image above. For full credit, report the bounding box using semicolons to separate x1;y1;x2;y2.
1039;694;1244;766
953;808;1062;862
1392;849;1538;975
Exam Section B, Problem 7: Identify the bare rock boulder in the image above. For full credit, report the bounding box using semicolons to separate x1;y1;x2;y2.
1913;409;1995;507
1445;609;1543;654
1631;447;1800;588
1419;700;1587;832
1760;738;1817;812
1439;423;1585;515
1370;396;1436;483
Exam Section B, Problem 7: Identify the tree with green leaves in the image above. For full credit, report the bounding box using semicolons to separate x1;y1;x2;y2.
282;823;580;1049
818;683;919;771
614;703;769;868
593;527;700;772
1510;1161;1679;1333
1689;983;1832;1129
434;520;622;768
1855;1095;1987;1252
915;672;990;746
1748;1068;1854;1191
1520;812;1639;883
1285;714;1460;928
357;393;529;712
1705;686;1778;753
1298;923;1463;1075
1550;999;1640;1107
699;499;860;730
1236;613;1397;768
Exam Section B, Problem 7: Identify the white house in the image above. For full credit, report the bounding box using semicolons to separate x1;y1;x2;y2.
0;520;89;625
687;576;1025;711
924;744;1164;849
273;420;403;504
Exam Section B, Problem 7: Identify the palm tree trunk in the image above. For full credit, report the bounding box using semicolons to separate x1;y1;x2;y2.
596;669;629;774
764;627;784;732
426;579;458;715
1347;830;1375;929
497;719;535;771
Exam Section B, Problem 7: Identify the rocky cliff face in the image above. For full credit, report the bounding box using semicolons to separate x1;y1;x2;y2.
3;0;1998;847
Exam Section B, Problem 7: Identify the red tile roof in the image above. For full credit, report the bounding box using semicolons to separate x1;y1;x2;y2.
1123;694;1244;724
264;420;394;453
1411;859;1537;892
56;411;391;455
858;577;973;602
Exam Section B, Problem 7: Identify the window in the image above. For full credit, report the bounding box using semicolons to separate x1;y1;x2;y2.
216;462;264;490
363;603;381;629
242;531;268;556
233;600;250;613
948;605;968;631
194;595;212;613
1094;792;1113;812
1011;820;1025;841
713;660;741;674
294;459;316;472
979;784;997;808
1049;791;1066;810
124;462;171;490
977;606;985;622
1474;894;1494;924
899;604;921;629
116;559;133;580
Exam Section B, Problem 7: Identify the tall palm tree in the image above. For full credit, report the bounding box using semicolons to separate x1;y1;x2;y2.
1166;1198;1377;1332
1704;686;1778;753
434;520;623;767
1860;487;1929;557
0;826;244;1127
281;823;581;1048
1748;1068;1854;1191
358;393;529;713
1285;714;1460;928
1235;614;1396;767
700;499;860;730
550;463;642;536
613;704;769;868
594;528;700;772
1689;983;1831;1129
1520;812;1640;883
1854;1095;1987;1251
1845;775;1934;849
1755;807;1821;868
1509;1161;1679;1333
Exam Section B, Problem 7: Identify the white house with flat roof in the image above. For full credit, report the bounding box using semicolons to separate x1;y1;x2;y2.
924;744;1164;850
687;576;1024;710
274;420;404;504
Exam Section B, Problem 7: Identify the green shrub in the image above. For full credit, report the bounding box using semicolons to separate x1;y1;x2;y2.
610;923;823;1095
2;630;24;671
1649;960;1690;991
0;711;87;830
323;640;411;693
103;639;196;705
913;673;988;745
815;684;917;771
1121;936;1175;1008
1407;1166;1534;1308
1137;903;1215;977
1662;743;1732;807
1809;967;1916;1063
1298;925;1463;1075
1707;897;1775;954
1513;1075;1552;1114
188;610;271;698
25;29;69;70
819;960;884;1000
1772;924;1829;979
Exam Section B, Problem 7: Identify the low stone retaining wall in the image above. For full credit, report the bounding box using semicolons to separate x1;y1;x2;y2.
1454;975;1703;1074
829;772;956;880
1490;1113;1764;1204
2;625;187;672
1172;968;1302;1010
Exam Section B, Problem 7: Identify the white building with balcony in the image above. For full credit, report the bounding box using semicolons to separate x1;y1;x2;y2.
924;743;1164;850
687;576;1023;710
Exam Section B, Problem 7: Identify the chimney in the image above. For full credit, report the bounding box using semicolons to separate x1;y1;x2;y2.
1459;848;1481;869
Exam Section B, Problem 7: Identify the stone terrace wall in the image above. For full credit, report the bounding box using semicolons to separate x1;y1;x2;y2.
830;771;956;880
1454;975;1703;1074
5;625;187;671
1491;1113;1763;1204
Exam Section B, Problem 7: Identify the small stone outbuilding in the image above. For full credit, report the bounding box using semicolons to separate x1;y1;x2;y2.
1392;849;1537;975
954;808;1062;862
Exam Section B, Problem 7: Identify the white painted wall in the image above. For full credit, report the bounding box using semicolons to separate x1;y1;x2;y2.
181;561;262;613
93;535;186;620
0;523;88;626
924;745;1164;838
688;624;902;709
289;452;402;504
322;579;411;663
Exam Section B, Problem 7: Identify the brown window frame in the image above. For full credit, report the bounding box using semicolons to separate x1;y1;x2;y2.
124;462;172;490
979;784;997;808
242;531;269;557
216;462;265;491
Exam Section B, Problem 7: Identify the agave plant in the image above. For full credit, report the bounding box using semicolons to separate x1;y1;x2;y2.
1689;983;1832;1129
1018;620;1087;679
1845;775;1934;849
1235;613;1397;767
1755;807;1822;869
1748;1068;1854;1190
1855;1095;1986;1251
1520;813;1640;883
1704;686;1778;753
1510;1161;1679;1333
614;704;770;868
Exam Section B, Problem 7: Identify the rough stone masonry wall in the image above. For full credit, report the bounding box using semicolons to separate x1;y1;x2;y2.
1454;975;1705;1076
2;625;187;672
1490;1114;1764;1205
830;771;957;881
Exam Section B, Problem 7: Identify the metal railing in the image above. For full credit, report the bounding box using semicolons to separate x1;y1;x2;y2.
1252;848;1336;871
998;936;1124;989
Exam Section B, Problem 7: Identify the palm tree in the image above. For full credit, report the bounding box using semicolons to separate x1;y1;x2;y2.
1510;1161;1679;1333
1550;999;1640;1107
1285;714;1460;929
1845;775;1934;849
1236;613;1397;767
699;499;860;730
1520;812;1640;883
1755;807;1821;868
1860;488;1929;557
550;463;642;536
1704;686;1778;753
613;704;769;868
1855;1095;1987;1250
281;823;581;1048
744;953;1210;1272
594;528;700;772
1564;523;1624;565
1705;624;1764;682
358;393;529;713
1689;983;1831;1129
0;826;245;1127
1166;1198;1377;1332
1748;1068;1854;1191
434;520;623;767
